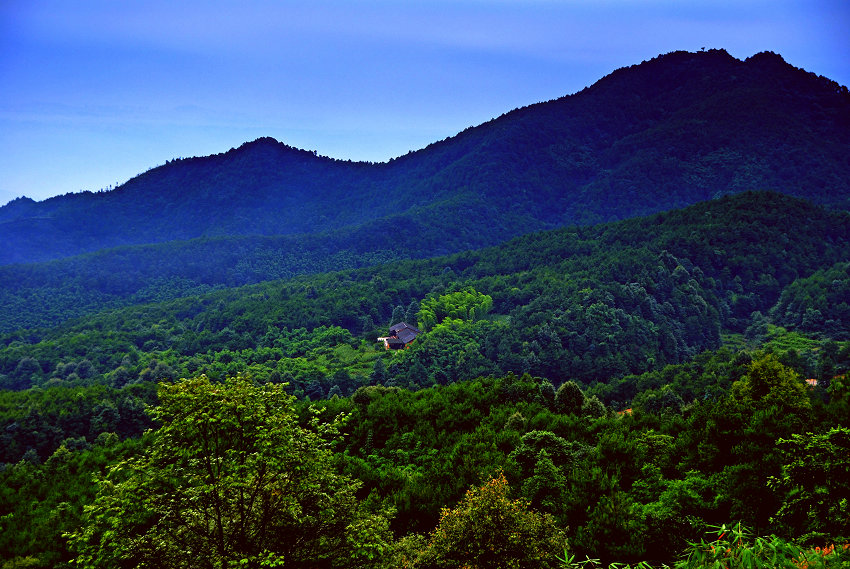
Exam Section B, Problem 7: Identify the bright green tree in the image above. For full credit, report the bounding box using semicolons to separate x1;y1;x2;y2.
730;353;810;413
67;374;392;569
417;288;493;332
413;473;567;569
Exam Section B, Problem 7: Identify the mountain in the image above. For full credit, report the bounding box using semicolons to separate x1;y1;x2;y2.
1;49;849;333
2;49;848;269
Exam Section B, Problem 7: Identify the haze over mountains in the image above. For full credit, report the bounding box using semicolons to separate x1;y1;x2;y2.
2;49;848;269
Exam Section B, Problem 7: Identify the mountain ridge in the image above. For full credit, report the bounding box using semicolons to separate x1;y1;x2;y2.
2;48;848;267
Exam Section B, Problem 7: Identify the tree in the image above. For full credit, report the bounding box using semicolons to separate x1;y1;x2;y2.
67;374;392;569
555;381;584;415
407;358;430;387
390;305;406;327
521;450;567;516
538;380;556;409
768;427;850;538
76;359;96;379
359;314;376;337
413;473;567;569
371;357;387;385
11;357;42;389
731;353;810;413
508;431;584;476
417;288;493;331
405;300;420;326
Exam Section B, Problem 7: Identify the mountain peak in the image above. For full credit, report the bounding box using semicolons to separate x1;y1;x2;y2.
0;196;36;219
744;50;801;76
231;136;324;161
236;136;284;152
622;48;737;73
746;50;788;65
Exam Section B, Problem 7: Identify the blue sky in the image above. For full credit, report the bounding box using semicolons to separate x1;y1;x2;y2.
1;0;848;205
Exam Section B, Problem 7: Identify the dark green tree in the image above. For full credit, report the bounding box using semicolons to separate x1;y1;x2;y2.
538;380;556;409
555;381;585;415
405;300;420;326
370;358;387;385
768;427;850;539
390;305;406;326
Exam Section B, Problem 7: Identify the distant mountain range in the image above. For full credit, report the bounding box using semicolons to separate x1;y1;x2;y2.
0;49;848;326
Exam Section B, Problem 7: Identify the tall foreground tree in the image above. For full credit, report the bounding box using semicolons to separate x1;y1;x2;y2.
769;426;850;539
67;374;392;568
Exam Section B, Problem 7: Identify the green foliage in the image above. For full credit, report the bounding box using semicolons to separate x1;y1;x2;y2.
672;523;850;569
3;192;850;566
412;473;567;569
555;381;585;415
770;262;850;339
4;192;850;398
731;353;810;413
4;344;850;567
0;382;155;464
769;427;850;540
66;374;393;568
0;435;146;567
760;324;822;353
417;288;493;332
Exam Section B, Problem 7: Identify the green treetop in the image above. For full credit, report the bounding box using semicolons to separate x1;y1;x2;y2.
67;374;393;569
417;288;493;332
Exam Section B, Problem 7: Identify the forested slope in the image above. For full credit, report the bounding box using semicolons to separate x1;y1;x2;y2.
3;191;850;567
0;193;516;331
3;192;849;400
3;324;849;567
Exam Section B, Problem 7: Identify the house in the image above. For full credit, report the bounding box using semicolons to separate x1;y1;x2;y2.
378;322;421;350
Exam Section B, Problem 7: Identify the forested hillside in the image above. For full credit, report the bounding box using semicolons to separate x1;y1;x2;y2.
2;49;848;275
2;192;850;567
2;191;848;394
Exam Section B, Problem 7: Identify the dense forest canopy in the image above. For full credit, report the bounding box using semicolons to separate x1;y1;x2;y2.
2;191;850;567
3;191;849;397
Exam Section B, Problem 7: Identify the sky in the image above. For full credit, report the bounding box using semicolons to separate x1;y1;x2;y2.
1;1;848;205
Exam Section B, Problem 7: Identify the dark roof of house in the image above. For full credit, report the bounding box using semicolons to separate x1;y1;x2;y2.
395;329;418;344
390;322;420;334
388;322;420;344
